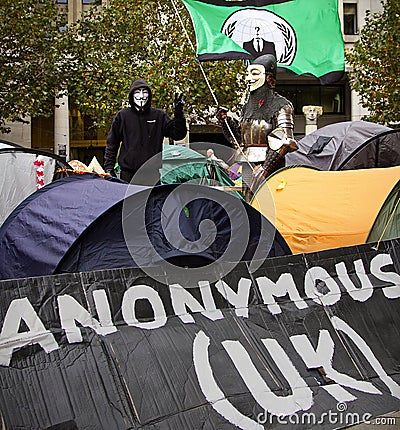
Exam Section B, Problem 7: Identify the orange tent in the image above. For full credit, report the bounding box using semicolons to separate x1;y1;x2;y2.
251;166;400;254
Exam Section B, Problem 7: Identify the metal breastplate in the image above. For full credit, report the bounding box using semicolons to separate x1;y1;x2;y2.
239;118;275;162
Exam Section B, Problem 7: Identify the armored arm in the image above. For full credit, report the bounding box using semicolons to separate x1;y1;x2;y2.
216;107;242;148
255;102;298;188
276;103;295;140
267;103;298;155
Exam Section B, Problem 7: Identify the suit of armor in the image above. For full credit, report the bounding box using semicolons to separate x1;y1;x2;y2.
218;55;297;200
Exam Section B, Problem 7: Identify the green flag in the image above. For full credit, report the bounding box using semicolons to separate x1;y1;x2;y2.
181;0;345;83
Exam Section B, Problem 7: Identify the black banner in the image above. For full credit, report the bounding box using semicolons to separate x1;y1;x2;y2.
0;240;400;429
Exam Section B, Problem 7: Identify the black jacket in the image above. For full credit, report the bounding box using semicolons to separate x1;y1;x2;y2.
104;80;187;173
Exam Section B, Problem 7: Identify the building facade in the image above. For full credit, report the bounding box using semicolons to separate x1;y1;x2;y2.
0;0;384;161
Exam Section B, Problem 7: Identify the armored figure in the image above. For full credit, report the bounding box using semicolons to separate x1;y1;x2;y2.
217;54;297;200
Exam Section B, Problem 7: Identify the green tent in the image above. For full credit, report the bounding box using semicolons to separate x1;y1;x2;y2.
160;144;243;199
161;144;207;184
367;180;400;244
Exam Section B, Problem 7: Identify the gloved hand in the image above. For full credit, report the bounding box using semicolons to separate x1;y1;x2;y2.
106;168;117;178
216;106;228;122
174;92;185;117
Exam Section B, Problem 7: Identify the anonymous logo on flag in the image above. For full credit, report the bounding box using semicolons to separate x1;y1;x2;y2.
181;0;345;84
222;9;296;64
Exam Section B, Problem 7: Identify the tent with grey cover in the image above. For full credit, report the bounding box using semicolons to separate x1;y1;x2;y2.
285;121;400;170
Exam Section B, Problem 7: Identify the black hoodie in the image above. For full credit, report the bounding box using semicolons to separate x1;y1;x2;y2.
104;79;187;173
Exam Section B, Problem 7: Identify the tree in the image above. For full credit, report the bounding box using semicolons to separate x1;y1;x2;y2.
345;0;400;125
64;0;247;130
0;0;68;133
0;0;247;136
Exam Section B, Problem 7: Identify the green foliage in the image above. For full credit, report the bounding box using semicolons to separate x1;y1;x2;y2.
64;0;247;129
0;0;247;133
345;0;400;125
0;0;68;133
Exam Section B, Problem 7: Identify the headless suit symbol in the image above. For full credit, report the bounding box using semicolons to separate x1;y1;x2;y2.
217;54;298;201
243;26;277;59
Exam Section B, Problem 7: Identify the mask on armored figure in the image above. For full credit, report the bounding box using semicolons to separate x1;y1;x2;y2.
246;65;265;92
246;54;277;92
133;88;149;109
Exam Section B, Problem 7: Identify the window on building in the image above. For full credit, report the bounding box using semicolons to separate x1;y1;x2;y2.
83;0;102;4
56;0;67;3
276;85;345;115
344;3;358;35
31;116;55;152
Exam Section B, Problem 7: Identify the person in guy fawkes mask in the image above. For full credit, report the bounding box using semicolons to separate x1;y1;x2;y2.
104;79;187;184
217;54;297;200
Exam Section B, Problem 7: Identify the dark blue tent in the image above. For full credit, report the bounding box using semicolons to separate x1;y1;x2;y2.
0;174;291;280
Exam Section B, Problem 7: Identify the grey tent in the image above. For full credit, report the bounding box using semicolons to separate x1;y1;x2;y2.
285;121;398;170
0;141;70;226
367;180;400;244
338;128;400;170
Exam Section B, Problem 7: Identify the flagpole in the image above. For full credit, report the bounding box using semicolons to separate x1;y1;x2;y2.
169;0;254;172
170;0;218;105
